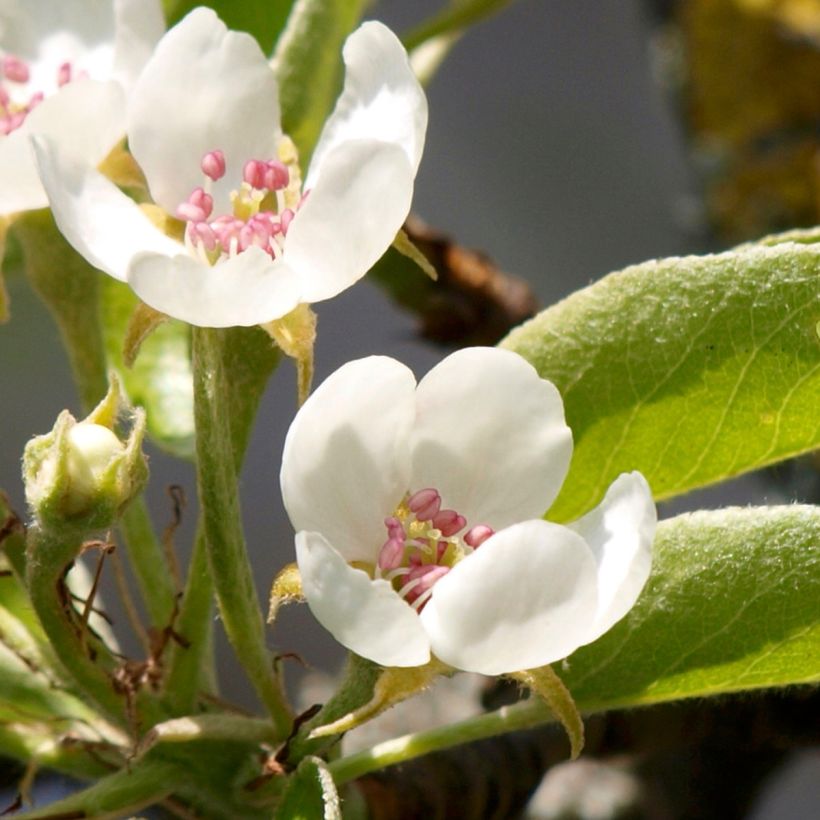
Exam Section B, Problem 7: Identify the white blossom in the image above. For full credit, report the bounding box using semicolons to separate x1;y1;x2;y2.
0;0;164;214
281;348;656;675
33;9;427;327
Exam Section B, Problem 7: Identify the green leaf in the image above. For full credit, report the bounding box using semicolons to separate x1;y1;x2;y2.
565;506;820;710
164;0;294;53
273;0;369;163
502;238;820;520
100;277;195;460
276;756;342;820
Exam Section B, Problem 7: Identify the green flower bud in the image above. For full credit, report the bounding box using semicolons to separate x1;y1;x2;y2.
23;378;147;532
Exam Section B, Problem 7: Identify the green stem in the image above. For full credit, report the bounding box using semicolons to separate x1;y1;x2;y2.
12;759;177;820
25;527;128;726
118;498;178;628
191;327;292;736
162;527;215;713
328;697;554;786
402;0;517;51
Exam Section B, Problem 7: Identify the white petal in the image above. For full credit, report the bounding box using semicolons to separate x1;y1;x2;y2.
307;21;427;189
111;0;165;91
32;134;180;280
128;8;281;215
127;247;301;328
284;140;413;304
0;79;125;214
568;472;656;642
420;520;599;675
0;0;117;88
281;357;416;563
409;348;573;531
297;531;430;667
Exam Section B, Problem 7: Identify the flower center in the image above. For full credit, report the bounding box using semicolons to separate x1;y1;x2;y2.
176;137;306;265
0;54;84;135
375;487;494;612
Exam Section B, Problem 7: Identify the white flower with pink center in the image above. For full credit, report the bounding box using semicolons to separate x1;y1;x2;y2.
281;347;657;674
32;8;427;327
0;0;164;214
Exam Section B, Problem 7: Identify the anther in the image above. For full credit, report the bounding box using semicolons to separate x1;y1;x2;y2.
464;525;494;548
431;509;466;537
2;55;30;84
407;488;441;521
57;62;72;87
201;150;226;181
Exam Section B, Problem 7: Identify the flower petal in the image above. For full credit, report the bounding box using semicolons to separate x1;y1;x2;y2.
409;348;573;531
306;21;427;189
297;531;430;667
0;79;126;214
31;134;180;279
127;247;301;327
0;0;117;87
568;471;656;642
284;140;414;304
281;356;416;563
127;7;281;215
420;520;599;675
111;0;165;91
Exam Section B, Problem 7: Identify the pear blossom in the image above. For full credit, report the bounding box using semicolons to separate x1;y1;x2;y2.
0;0;164;214
280;348;656;675
32;9;428;327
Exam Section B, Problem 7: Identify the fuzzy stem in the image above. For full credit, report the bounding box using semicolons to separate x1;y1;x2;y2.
328;697;555;786
191;327;292;737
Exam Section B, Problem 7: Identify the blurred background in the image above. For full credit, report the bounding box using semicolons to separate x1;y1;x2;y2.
1;0;817;817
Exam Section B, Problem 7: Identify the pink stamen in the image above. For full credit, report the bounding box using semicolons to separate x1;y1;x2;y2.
189;222;217;252
57;61;72;87
378;537;405;572
464;525;494;548
384;516;406;541
432;509;466;537
264;160;289;191
402;564;450;605
201;150;226;181
2;55;29;84
407;488;441;521
243;159;267;190
176;186;213;223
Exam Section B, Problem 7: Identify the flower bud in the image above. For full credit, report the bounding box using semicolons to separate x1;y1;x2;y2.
23;379;147;532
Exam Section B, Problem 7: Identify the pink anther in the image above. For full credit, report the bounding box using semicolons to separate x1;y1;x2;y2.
57;61;72;87
384;516;406;542
378;536;405;572
242;159;267;190
263;160;289;191
464;525;494;548
189;221;218;252
407;488;441;521
176;187;213;223
201;150;226;181
432;509;466;537
27;91;43;110
2;55;29;84
403;564;450;604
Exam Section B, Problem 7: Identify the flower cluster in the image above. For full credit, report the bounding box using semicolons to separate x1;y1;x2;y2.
14;3;656;679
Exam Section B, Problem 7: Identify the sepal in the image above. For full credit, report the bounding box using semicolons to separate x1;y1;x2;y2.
23;377;147;532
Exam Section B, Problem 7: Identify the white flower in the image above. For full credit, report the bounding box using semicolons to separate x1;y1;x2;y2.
32;9;427;327
0;0;164;214
280;348;656;675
